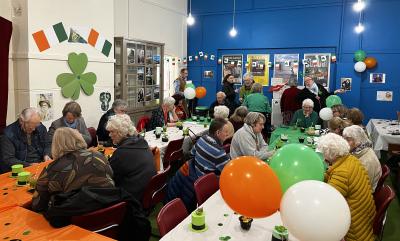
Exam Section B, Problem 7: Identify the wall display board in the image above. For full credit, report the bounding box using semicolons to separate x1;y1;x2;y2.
303;53;331;87
273;54;299;84
246;54;270;86
222;55;243;84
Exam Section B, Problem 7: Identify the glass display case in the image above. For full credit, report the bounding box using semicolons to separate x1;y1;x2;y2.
114;37;164;114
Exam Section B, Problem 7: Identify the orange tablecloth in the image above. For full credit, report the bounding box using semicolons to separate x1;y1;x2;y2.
0;206;115;240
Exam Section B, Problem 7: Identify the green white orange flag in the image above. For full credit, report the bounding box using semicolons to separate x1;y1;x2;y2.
32;22;68;51
73;27;112;57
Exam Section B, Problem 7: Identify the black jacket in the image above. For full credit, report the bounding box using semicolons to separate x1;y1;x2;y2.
296;83;332;113
96;109;115;145
109;136;156;202
44;186;151;241
209;99;234;118
222;82;237;106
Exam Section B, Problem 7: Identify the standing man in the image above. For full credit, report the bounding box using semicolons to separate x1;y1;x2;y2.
173;68;188;96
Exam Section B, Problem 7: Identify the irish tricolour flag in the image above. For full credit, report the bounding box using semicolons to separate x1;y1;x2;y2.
73;28;112;57
32;22;68;52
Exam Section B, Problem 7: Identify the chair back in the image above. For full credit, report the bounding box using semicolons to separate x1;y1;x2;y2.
157;198;188;237
194;172;219;206
163;138;184;169
375;164;390;193
136;116;150;132
142;166;171;214
71;201;127;239
87;127;97;147
222;143;231;154
373;185;395;240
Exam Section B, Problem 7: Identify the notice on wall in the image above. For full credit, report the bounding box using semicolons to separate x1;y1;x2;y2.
303;53;331;88
37;93;54;121
377;91;393;102
273;54;299;84
370;73;386;84
340;78;352;91
246;54;270;86
222;55;243;84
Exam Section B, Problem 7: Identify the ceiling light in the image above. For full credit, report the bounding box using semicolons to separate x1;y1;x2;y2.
355;23;365;34
187;13;195;26
353;1;366;12
229;27;237;37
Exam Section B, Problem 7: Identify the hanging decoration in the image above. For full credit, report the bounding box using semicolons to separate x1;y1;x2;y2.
218;58;222;64
364;57;377;69
194;55;199;61
204;54;208;60
188;56;193;62
210;55;215;60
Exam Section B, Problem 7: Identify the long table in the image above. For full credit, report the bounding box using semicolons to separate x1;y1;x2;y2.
269;127;318;150
366;119;400;158
160;190;298;241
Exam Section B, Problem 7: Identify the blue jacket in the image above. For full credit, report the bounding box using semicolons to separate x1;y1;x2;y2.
1;120;51;172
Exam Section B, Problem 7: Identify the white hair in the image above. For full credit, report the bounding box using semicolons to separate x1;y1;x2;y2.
317;133;350;161
244;112;266;126
163;97;176;107
214;105;230;119
19;107;41;122
106;114;137;137
216;91;226;98
302;98;314;107
243;72;254;80
342;125;371;146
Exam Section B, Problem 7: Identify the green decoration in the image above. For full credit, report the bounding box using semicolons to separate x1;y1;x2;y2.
56;52;97;100
354;50;366;62
269;144;325;193
326;95;342;108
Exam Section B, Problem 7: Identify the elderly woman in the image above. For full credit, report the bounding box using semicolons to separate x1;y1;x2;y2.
230;112;274;160
172;94;188;120
32;127;114;212
343;125;382;191
229;106;249;132
148;96;179;130
280;78;301;125
318;133;375;241
290;99;319;128
239;72;254;103
106;114;156;201
97;99;128;146
213;105;235;139
347;108;364;126
48;101;91;145
331;104;348;119
222;74;237;106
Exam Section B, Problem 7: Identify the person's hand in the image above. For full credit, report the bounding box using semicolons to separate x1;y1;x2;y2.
239;97;243;103
43;155;51;161
334;89;345;94
315;96;320;100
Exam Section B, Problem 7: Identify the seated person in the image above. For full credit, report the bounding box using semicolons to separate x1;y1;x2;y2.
347;107;364;127
290;99;319;128
172;94;188;120
318;133;375;241
48;101;91;145
106;114;156;201
343;125;382;191
31;127;114;212
1;108;51;172
209;92;234;118
230;112;274;160
96;99;128;146
229;106;249;132
166;118;231;211
331;104;348;119
148;97;179;130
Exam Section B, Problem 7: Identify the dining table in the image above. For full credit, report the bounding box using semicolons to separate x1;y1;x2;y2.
366;118;400;158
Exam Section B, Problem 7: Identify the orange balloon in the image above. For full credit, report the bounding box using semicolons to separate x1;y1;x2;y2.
195;86;207;99
364;57;377;69
219;156;282;218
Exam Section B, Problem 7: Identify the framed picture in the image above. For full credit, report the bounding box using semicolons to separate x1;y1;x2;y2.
37;93;54;121
377;91;393;101
340;78;352;91
127;47;135;64
303;53;331;88
137;88;144;103
273;54;299;84
370;73;386;84
203;70;214;78
222;55;243;84
246;54;270;86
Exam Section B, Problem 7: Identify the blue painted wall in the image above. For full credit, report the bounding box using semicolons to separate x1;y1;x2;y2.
187;0;400;122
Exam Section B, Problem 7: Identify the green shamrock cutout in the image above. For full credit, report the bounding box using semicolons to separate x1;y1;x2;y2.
56;52;97;100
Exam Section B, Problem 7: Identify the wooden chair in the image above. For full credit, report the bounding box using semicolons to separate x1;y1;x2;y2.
157;198;188;237
375;164;390;193
373;185;396;241
194;172;219;206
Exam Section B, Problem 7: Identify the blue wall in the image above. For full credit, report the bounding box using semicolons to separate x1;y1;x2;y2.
187;0;400;122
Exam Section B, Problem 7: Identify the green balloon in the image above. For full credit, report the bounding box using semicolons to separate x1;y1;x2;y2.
326;95;342;108
186;83;195;89
269;144;325;193
354;50;366;62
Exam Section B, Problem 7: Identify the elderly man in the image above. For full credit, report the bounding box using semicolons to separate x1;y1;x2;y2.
290;99;319;128
97;99;128;146
209;91;234;118
239;72;254;103
0;108;51;172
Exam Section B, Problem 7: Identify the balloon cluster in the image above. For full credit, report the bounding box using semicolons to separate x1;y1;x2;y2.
354;50;377;72
183;82;207;99
318;95;342;121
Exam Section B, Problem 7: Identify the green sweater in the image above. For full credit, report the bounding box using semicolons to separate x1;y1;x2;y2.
239;86;252;100
290;109;319;128
243;93;271;113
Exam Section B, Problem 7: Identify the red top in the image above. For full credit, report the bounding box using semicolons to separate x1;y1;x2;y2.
280;87;301;112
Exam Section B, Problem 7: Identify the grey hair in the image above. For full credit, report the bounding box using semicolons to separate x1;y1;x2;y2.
244;112;266;126
106;114;137;137
302;98;314;107
342;125;372;146
216;91;226;98
317;133;350;161
214;105;230;119
243;72;254;80
112;99;128;110
163;97;176;107
19;107;41;122
251;83;263;93
288;76;298;87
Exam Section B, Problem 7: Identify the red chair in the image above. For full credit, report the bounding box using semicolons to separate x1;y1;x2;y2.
87;127;97;147
142;166;171;215
71;201;127;239
194;172;219;206
373;184;396;240
163;138;184;169
157;198;188;237
375;164;390;193
136;116;150;132
222;143;231;154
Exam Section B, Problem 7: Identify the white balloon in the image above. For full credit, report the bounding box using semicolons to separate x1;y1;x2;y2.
280;180;351;241
354;61;366;72
319;107;333;121
184;87;196;99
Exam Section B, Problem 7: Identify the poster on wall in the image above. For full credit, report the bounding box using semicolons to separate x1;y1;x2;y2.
370;73;386;84
222;55;243;84
303;53;331;88
377;91;393;101
37;93;54;121
273;54;299;84
340;78;352;91
99;91;111;112
246;54;270;86
204;70;214;78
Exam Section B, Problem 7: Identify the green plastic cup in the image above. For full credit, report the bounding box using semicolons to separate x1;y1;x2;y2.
17;171;31;186
11;164;24;178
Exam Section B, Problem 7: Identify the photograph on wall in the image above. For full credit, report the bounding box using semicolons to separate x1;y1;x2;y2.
273;54;299;84
145;88;152;102
203;70;214;78
370;73;386;84
127;47;135;64
137;48;145;64
222;55;243;84
246;54;270;86
153;86;160;100
37;93;54;121
340;78;352;91
137;88;145;103
377;91;393;101
303;53;331;88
